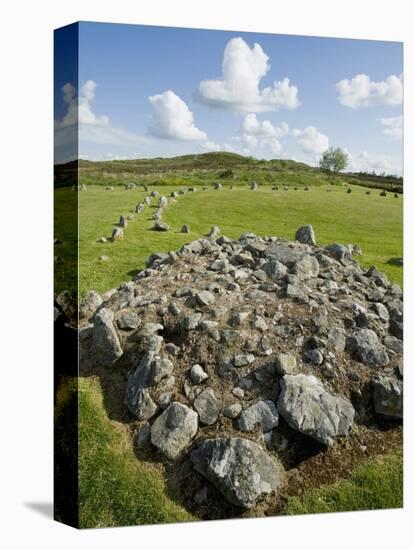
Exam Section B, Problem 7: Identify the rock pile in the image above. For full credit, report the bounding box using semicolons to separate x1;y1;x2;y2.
80;224;403;512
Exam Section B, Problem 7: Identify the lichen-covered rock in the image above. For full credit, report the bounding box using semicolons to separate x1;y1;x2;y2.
151;402;198;459
278;374;355;445
191;437;281;508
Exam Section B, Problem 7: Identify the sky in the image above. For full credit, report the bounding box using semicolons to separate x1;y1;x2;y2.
54;22;403;175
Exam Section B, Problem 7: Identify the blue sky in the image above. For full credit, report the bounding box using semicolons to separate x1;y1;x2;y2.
54;22;403;174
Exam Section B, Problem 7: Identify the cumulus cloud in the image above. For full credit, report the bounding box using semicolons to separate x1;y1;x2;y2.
55;80;110;129
336;73;403;109
292;126;329;155
196;37;300;112
239;113;289;157
54;80;148;161
379;115;403;140
148;90;207;140
347;150;402;176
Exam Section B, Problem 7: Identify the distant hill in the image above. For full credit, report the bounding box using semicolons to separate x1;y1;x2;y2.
54;152;403;193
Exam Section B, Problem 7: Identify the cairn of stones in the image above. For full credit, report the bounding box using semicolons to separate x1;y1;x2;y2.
79;223;403;512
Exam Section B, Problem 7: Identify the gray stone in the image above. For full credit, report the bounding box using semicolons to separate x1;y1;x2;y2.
151;402;198;459
136;422;151;448
232;387;245;399
196;290;216;306
234;353;255;367
373;303;389;322
79;290;103;320
232;311;251;325
191;437;281;508
137;322;164;338
295;224;316;246
194;388;222;425
154;221;170;232
117;310;141;330
223;403;242;419
126;387;157;420
293;254;319;280
181;224;190;233
238;400;279;432
93;308;123;366
328;327;346;352
346;329;389;366
190;364;209;384
303;348;324;365
184;313;202;330
373;376;403;418
119;215;128;227
274;353;296;375
207;225;220;239
278;374;355;445
383;335;403;354
111;227;124;241
325;243;352;264
210;259;229;272
263;261;288;282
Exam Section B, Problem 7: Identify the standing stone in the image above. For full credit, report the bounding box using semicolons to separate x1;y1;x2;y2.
295;224;316;246
214;182;223;190
158;196;168;208
153;221;170;232
191;437;281;508
93;307;123;366
111;227;124;241
125;182;136;190
151;402;198;459
181;224;190;233
207;225;220;239
119;215;127;227
278;374;355;445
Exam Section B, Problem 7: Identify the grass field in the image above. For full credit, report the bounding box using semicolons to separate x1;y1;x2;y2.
72;183;403;296
284;451;403;515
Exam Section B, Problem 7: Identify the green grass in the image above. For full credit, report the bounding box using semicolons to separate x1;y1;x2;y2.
284;451;403;515
78;377;194;528
69;183;403;296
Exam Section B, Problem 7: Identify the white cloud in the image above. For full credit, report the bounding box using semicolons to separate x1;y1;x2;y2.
379;115;403;140
242;113;288;138
196;37;300;113
55;80;110;129
55;80;147;149
347;150;402;175
336;73;403;109
292;126;329;155
148;90;207;140
239;113;288;157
